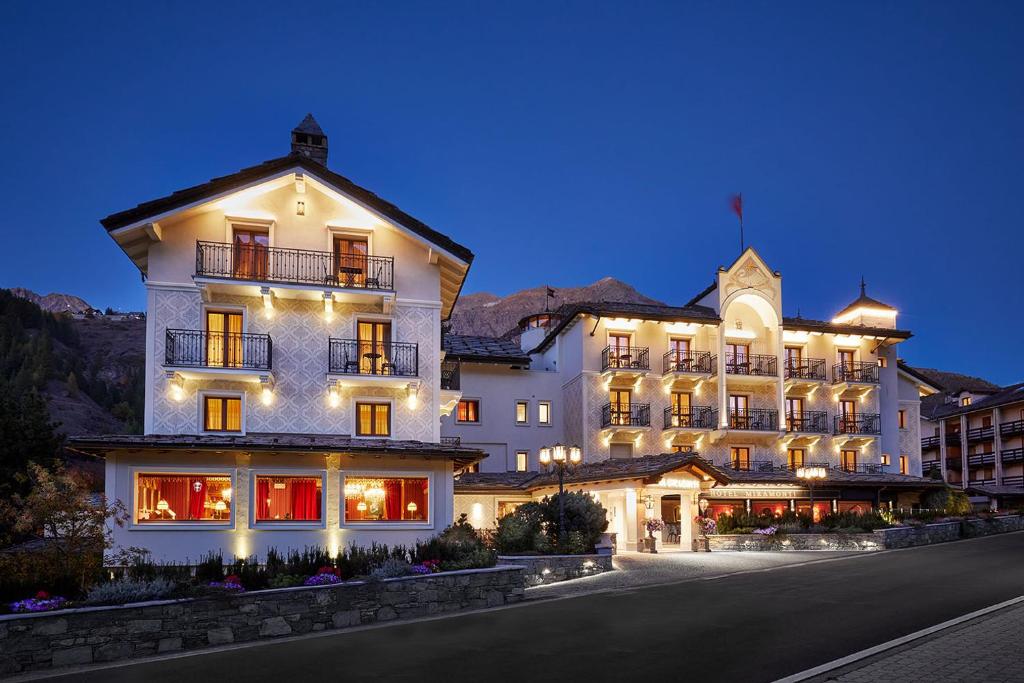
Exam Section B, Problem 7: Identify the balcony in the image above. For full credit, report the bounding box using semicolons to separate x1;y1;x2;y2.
716;408;779;432
966;425;994;442
967;452;996;467
1000;420;1024;437
441;359;461;391
785;410;830;434
946;456;962;469
832;361;879;385
663;406;715;430
720;353;777;378
921;435;940;449
601;346;650;376
921;460;942;474
722;459;776;472
327;339;419;389
662;350;714;376
945;433;962;446
968;478;997;486
164;329;272;381
1001;447;1024;463
783;358;827;383
834;414;881;436
839;463;887;475
600;403;651;429
440;436;461;447
1002;475;1024;487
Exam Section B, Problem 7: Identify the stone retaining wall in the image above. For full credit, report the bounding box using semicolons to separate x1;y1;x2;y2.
497;554;614;586
707;515;1023;552
0;565;525;676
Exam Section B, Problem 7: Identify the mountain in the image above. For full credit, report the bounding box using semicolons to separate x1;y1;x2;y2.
8;288;94;314
449;277;665;337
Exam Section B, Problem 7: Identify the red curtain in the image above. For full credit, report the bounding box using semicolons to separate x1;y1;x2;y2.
384;479;401;520
407;479;427;520
290;479;321;521
256;478;271;520
188;478;207;520
156;476;189;520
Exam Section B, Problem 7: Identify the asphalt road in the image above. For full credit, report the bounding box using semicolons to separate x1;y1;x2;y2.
49;533;1024;683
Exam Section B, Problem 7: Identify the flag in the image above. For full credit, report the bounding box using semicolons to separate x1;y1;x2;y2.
546;287;555;298
730;193;743;221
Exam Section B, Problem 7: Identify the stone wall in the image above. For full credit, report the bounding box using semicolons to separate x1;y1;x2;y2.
707;533;882;552
875;521;961;548
497;554;614;586
0;566;525;676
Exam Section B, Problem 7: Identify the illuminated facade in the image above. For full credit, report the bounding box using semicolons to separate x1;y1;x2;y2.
71;116;481;562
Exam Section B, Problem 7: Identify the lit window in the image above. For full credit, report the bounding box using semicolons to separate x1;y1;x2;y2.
877;357;888;368
881;453;891;466
841;449;858;472
899;455;908;475
343;476;428;522
457;399;480;423
356;402;390;436
515;451;528;472
538;401;551;425
515;401;529;425
898;410;907;429
497;501;523;518
961;396;972;407
730;447;750;470
204;396;242;432
671;445;694;453
254;475;322;522
135;473;232;523
788;448;805;469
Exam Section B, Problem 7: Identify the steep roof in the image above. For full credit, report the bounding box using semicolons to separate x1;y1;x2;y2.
293;113;325;135
443;334;531;365
908;367;1002;394
834;279;897;321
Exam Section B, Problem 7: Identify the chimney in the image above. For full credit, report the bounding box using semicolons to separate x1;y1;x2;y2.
290;114;328;165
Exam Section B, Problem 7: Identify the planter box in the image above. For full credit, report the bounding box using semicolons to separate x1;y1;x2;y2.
0;566;525;676
497;554;613;586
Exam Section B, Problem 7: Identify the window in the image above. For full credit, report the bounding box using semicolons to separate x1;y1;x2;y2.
841;449;858;472
232;227;269;279
334;236;369;287
204;396;242;432
497;501;524;518
135;473;232;523
668;338;691;371
838;400;857;432
784;346;802;371
206;311;243;367
515;451;528;472
730;447;751;471
515;400;529;425
726;343;750;373
357;321;392;375
254;475;322;522
607;333;632;368
728;394;749;428
343;476;428;522
538;401;551;425
838;349;855;370
961;396;972;407
898;409;907;429
787;448;805;470
356;402;391;437
456;399;480;423
609;389;631;425
881;453;891;466
899;455;909;474
877;357;888;368
785;397;804;431
670;392;692;426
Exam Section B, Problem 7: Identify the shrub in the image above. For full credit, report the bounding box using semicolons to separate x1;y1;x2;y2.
819;511;891;532
337;543;408;580
414;514;496;571
227;556;268;590
268;574;304;589
194;552;224;583
922;487;972;516
541;492;608;553
493;506;544;554
370;558;412;580
84;577;177;606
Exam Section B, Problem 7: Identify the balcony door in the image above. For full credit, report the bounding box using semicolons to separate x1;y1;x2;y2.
837;349;855;373
669;338;690;371
787;448;805;470
671;391;691;426
726;343;750;374
839;399;857;432
785;397;804;431
728;394;749;429
232;228;269;280
841;449;858;472
335;236;369;288
610;389;631;425
206;311;243;367
730;446;751;471
608;333;631;368
357;321;392;375
784;346;802;374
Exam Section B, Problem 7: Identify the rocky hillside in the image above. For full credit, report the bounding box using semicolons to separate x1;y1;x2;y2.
8;288;93;314
448;277;664;337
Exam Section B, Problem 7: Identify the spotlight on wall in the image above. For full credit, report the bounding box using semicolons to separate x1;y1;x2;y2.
261;287;274;317
296;201;306;216
328;383;340;408
406;383;420;409
323;292;334;321
294;172;306;194
260;377;274;406
167;372;185;402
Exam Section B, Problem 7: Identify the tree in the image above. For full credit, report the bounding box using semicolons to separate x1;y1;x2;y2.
0;391;61;501
66;371;79;397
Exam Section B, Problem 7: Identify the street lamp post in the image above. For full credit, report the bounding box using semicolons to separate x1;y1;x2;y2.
539;443;583;543
796;466;828;522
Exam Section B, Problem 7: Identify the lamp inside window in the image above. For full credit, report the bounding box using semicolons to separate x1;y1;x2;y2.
136;473;232;523
254;475;322;522
344;476;428;522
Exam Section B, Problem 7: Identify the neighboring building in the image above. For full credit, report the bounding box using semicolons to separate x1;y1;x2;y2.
450;250;945;547
913;367;1024;509
70;116;483;562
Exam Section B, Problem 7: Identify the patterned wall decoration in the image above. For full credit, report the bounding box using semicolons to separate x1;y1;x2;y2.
151;288;439;442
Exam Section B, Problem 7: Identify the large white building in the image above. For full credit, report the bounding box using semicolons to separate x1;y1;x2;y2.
71;116;482;562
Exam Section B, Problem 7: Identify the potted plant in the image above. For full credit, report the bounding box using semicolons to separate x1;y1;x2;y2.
640;518;665;553
694;515;716;552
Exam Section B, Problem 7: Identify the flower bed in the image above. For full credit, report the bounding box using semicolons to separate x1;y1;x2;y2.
496;554;613;586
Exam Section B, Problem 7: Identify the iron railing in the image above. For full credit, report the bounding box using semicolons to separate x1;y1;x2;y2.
722;459;776;472
723;353;777;377
441;359;461;390
601;346;650;372
785;410;829;434
945;433;962;446
782;460;833;472
714;408;779;431
968;478;997;486
783;358;827;381
967;452;996;467
833;413;881;435
832;361;879;384
601;403;650;428
440;436;461;447
966;426;995;442
1001;447;1024;463
327;339;418;377
195;241;394;290
662;350;714;374
663;406;715;429
164;329;272;370
839;462;886;475
921;435;940;449
1000;420;1024;437
1002;475;1024;487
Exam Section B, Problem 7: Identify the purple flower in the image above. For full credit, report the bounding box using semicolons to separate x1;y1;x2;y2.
10;596;67;613
208;580;245;591
410;564;432;575
303;573;342;586
752;526;778;536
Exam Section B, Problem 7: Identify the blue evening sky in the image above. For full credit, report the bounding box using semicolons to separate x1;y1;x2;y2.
0;2;1021;383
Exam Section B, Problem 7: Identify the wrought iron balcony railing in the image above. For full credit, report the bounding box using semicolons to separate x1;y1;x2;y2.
1000;420;1024;437
832;361;879;384
601;403;650;428
967;452;996;467
164;329;273;370
722;459;776;472
839;462;886;475
833;414;881;436
921;435;940;449
441;359;461;391
723;353;777;377
195;241;394;290
662;350;714;374
328;339;418;377
601;346;649;372
785;410;829;434
440;436;461;447
714;408;779;431
966;425;995;442
663;406;715;429
783;358;827;381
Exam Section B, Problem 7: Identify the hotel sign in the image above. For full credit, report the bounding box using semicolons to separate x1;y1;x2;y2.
703;487;840;499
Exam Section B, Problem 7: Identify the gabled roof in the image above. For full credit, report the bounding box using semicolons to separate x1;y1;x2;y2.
443;334;531;365
833;279;897;321
101;153;474;264
898;362;944;393
782;315;912;340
